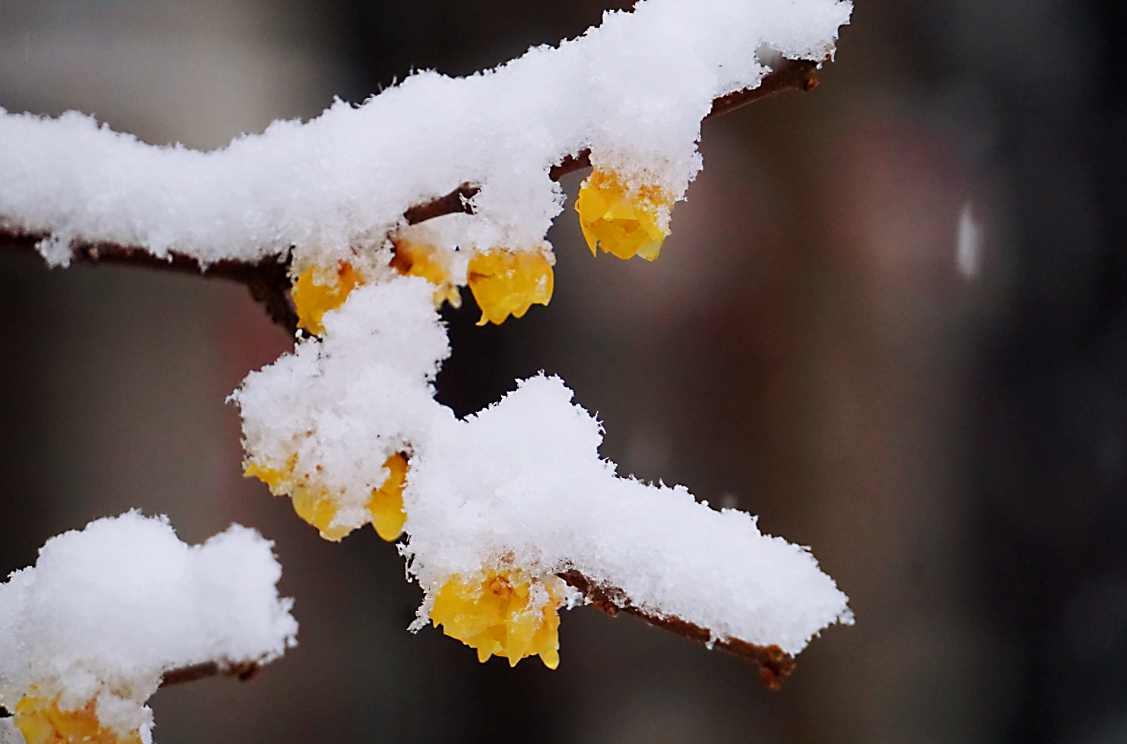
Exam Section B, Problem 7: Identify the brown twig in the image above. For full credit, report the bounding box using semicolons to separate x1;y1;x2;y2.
0;223;298;334
403;182;481;224
544;58;820;183
159;660;260;688
0;661;261;718
705;57;819;120
558;570;796;690
0;57;821;330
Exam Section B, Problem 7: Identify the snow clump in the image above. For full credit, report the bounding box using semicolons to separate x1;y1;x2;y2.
0;512;297;743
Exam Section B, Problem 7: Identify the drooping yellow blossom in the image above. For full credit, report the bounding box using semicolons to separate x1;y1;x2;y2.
291;261;366;335
367;453;409;541
466;249;554;326
15;694;142;744
575;169;673;261
245;455;351;541
242;456;297;500
289;483;353;542
430;569;565;669
389;240;462;308
244;452;409;543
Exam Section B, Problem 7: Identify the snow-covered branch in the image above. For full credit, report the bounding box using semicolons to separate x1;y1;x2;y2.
0;59;821;335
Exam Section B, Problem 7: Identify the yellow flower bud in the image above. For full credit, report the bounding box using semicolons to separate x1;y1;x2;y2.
389;240;462;309
289;483;351;542
575;169;672;261
244;452;409;543
16;692;143;744
291;261;365;336
368;453;409;542
430;569;564;669
466;248;554;326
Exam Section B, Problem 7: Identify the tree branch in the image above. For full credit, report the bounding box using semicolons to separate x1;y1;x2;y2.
558;570;796;689
0;222;298;334
0;58;821;333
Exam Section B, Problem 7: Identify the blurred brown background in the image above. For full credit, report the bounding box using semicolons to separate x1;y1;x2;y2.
2;1;1126;742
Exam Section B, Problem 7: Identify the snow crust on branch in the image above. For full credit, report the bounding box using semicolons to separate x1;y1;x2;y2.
235;279;851;656
0;0;849;269
0;513;297;741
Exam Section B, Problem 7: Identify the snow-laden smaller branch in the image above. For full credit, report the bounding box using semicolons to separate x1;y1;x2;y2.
236;281;852;678
157;659;261;688
418;58;823;215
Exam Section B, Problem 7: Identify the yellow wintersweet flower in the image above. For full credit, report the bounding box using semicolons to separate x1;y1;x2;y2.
466;249;554;326
430;568;565;669
368;453;409;541
242;455;297;499
244;452;409;543
291;261;366;336
245;455;352;541
575;169;672;261
16;693;142;744
389;240;462;308
288;483;352;542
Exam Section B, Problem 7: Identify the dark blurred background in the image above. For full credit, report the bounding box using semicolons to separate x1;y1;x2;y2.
2;1;1126;742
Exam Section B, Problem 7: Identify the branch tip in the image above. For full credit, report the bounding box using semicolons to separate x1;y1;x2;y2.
158;659;261;688
557;569;796;689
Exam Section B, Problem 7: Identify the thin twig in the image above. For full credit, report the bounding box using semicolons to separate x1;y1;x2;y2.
159;660;260;688
558;570;796;690
403;182;481;224
705;57;819;120
545;58;820;183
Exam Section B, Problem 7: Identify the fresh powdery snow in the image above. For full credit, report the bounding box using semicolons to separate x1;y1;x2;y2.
0;0;850;270
0;513;297;741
